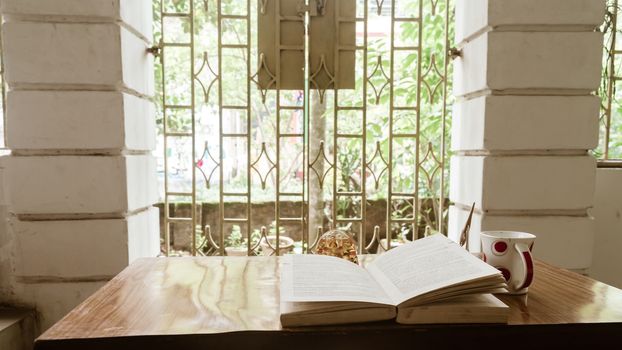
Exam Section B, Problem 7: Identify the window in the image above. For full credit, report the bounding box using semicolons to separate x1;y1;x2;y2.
153;0;452;256
600;1;622;161
0;34;7;154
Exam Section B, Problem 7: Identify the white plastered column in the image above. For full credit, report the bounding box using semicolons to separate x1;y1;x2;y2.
0;0;159;332
449;0;605;271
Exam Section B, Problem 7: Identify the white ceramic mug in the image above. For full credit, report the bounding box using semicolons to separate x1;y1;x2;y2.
480;231;536;294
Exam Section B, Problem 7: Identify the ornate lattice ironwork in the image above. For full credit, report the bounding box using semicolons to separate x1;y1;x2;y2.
601;0;622;161
156;0;452;256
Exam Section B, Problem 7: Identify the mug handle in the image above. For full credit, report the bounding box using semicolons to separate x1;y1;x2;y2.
514;242;534;290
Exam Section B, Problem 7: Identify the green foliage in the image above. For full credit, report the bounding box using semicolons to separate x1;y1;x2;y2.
251;220;285;238
154;0;453;235
224;225;260;248
599;1;622;159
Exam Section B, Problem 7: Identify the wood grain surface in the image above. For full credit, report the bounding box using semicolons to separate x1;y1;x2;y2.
500;260;622;325
35;256;622;349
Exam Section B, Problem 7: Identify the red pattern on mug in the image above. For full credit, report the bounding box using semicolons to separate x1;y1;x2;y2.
497;267;511;282
519;251;534;290
480;231;536;294
493;241;508;255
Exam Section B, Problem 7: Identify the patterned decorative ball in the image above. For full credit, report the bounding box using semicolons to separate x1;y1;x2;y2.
316;229;358;264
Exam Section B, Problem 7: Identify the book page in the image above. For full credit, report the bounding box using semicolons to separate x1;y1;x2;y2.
281;254;393;305
366;234;502;305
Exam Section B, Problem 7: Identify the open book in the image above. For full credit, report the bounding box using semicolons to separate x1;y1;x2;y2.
280;234;509;327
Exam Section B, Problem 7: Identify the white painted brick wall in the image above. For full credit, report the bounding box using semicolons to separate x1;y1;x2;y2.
0;0;158;333
450;155;596;211
455;0;488;44
128;207;161;262
449;0;602;272
453;30;487;97
11;219;130;278
6;155;157;215
124;93;157;151
6;91;155;151
1;0;119;18
2;22;152;96
121;26;154;96
449;206;595;269
126;155;158;213
119;0;153;41
0;182;11;304
454;31;603;96
0;161;6;207
589;168;622;288
1;0;152;40
490;214;594;270
455;0;605;43
2;21;122;86
9;281;107;332
11;207;159;278
452;95;599;151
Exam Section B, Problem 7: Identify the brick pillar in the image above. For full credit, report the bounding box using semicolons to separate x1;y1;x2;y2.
0;0;159;331
449;0;605;271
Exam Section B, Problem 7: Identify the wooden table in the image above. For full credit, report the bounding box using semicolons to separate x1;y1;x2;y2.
35;256;622;349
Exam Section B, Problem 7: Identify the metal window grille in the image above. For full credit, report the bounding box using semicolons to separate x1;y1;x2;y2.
154;0;453;256
0;30;7;153
601;0;622;163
